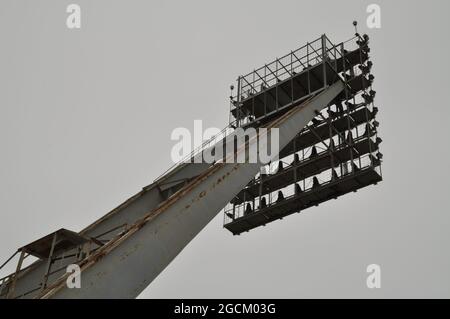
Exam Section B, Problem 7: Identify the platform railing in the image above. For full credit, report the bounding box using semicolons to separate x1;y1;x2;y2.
154;123;235;183
231;35;349;103
223;152;381;224
235;36;324;100
229;34;357;128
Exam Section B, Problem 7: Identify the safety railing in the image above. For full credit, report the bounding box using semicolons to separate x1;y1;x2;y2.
224;153;381;224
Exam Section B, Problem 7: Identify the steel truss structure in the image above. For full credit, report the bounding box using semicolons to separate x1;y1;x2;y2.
0;32;382;299
224;34;382;234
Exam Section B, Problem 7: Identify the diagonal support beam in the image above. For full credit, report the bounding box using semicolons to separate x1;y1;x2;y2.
34;81;344;299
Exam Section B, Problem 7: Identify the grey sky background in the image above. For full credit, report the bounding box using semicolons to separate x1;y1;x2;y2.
0;0;449;298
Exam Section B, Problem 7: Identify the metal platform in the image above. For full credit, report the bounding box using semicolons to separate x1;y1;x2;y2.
0;228;104;299
224;32;381;235
231;135;380;205
230;35;370;127
278;103;377;159
224;163;382;235
19;229;92;260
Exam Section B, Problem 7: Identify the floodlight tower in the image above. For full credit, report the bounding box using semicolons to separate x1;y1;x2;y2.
0;26;381;299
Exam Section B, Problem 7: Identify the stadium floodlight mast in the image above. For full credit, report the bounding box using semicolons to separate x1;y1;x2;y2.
0;22;382;299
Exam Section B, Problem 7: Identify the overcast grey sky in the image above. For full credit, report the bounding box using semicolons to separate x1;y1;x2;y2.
1;0;449;298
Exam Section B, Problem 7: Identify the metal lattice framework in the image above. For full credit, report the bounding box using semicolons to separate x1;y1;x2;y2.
224;34;382;234
0;31;382;299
